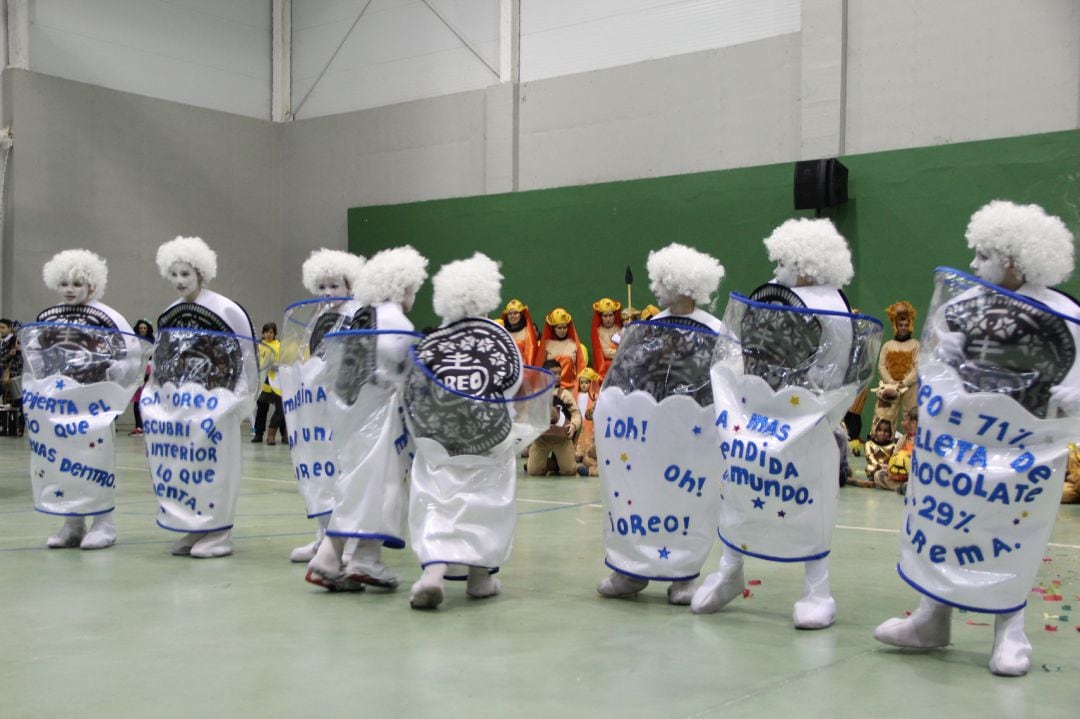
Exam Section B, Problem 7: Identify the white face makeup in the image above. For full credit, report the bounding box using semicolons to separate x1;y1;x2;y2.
169;262;202;302
315;275;348;300
773;262;799;288
59;277;91;305
970;250;1006;285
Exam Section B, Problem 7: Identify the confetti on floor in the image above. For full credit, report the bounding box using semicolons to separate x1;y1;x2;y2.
741;589;753;599
1044;624;1058;632
747;579;762;586
1044;594;1064;601
965;619;989;626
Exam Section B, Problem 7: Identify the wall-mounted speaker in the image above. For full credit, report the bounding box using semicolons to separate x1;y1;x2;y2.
793;158;848;210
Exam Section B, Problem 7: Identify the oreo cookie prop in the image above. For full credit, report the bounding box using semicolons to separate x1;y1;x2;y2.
141;324;259;534
277;297;353;520
595;320;726;581
19;323;151;516
404;318;555;570
319;304;421;547
711;294;883;561
897;268;1080;612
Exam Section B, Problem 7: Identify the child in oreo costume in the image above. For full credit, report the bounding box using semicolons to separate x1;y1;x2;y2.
146;236;258;558
595;243;726;604
693;219;867;629
874;201;1080;676
304;246;427;591
282;249;366;563
24;250;149;549
404;253;554;610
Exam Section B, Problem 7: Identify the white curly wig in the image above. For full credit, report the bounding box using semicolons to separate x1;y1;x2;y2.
156;236;218;283
431;253;503;324
647;243;725;307
763;218;853;287
301;249;365;295
353;245;429;306
42;249;108;301
965;200;1074;287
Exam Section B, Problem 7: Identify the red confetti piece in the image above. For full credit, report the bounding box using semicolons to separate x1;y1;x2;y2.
1044;624;1058;632
1042;557;1053;563
742;589;753;599
904;610;912;617
1076;626;1080;633
1032;587;1047;594
1044;595;1064;601
1051;579;1062;586
748;579;762;586
965;619;989;626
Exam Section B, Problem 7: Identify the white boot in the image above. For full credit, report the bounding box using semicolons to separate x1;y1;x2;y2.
466;567;501;599
47;516;86;548
410;564;447;609
304;535;350;591
793;558;836;629
989;609;1031;677
80;512;117;550
190;529;234;558
873;596;952;648
170;532;201;556
690;551;745;614
344;539;399;589
289;515;329;562
667;580;697;606
597;571;649;598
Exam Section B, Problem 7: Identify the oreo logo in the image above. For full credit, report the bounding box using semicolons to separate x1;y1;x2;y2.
34;304;123;383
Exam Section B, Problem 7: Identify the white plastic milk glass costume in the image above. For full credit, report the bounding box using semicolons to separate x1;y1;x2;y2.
896;268;1080;612
595;318;723;580
711;293;883;561
278;297;354;520
20;322;151;516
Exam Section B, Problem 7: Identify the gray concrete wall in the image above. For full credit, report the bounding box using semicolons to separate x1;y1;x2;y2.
2;70;282;329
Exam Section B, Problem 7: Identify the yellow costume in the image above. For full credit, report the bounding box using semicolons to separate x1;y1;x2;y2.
872;301;920;434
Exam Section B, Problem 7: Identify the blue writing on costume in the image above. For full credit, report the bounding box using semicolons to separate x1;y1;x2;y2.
603;414;648;443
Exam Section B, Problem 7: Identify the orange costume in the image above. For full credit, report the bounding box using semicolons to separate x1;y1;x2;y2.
591;298;622;381
871;301;920;432
538;307;586;392
499;299;537;366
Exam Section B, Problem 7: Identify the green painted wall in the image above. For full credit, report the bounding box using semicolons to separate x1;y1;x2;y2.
348;129;1080;427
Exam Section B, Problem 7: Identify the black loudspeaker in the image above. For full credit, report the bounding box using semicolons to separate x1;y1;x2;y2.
793;158;848;210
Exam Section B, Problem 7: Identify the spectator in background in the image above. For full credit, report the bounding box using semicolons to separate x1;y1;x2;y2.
526;359;582;476
253;321;285;445
129;319;154;435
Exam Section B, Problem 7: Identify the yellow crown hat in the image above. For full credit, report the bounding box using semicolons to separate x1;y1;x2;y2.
504;299;526;314
639;304;661;321
579;367;601;382
592;298;621;313
546;308;572;326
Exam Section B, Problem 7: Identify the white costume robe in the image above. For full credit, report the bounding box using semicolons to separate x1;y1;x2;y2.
595;312;726;580
142;289;258;533
22;302;148;516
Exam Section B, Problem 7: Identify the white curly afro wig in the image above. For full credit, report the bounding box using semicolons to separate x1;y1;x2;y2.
156;236;218;283
647;243;725;307
763;218;853;287
42;249;108;301
353;245;429;306
432;253;503;324
965;200;1074;287
301;249;365;295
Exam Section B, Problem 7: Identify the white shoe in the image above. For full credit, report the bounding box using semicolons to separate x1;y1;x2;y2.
466;567;501;599
289;538;320;563
597;571;649;598
667;580;696;606
989;610;1031;677
792;559;836;629
410;565;447;609
170;532;200;556
80;513;116;550
305;536;350;591
873;596;952;648
47;517;87;548
343;540;399;589
190;529;233;558
690;555;745;614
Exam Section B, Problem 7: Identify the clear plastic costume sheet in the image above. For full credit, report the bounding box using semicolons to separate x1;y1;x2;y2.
19;323;151;515
278;298;353;518
596;319;724;580
712;294;883;561
141;327;259;532
320;324;421;546
404;318;556;568
897;268;1080;612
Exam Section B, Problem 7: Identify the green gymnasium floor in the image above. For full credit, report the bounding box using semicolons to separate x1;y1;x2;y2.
1;430;1078;719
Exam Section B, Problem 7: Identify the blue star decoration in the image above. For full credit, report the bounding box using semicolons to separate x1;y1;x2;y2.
752;497;765;510
54;490;64;498
1013;518;1020;525
626;464;632;471
692;426;702;435
55;380;65;390
777;510;786;518
658;547;671;559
